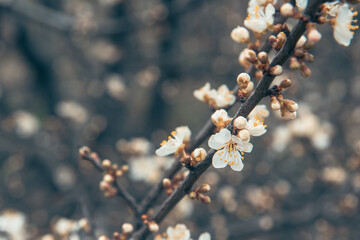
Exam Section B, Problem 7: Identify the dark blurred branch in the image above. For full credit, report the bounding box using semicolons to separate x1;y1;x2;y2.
82;155;140;216
131;1;324;238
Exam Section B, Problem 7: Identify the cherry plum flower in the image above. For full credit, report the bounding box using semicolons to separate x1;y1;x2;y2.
332;3;358;46
208;129;253;171
154;224;211;240
244;4;275;33
193;83;236;109
155;126;191;156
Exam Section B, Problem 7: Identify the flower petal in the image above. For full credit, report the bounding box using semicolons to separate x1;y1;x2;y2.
198;232;211;240
248;125;267;136
208;135;224;150
230;153;244;171
234;139;253;153
212;150;228;169
214;129;232;144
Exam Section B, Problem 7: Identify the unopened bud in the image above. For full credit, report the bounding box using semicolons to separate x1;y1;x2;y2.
104;174;114;183
211;109;230;128
102;159;111;168
281;110;297;120
163;178;172;188
289;57;301;69
122;223;134;234
165;188;173;195
283;100;299;112
301;64;312;78
121;165;129;172
280;79;292;89
308;29;321;43
276;32;287;49
280;3;294;17
113;232;120;240
231;26;250;43
296;35;307;48
98;236;110;240
239;48;252;69
268;35;277;47
238;129;250;142
303;53;314;62
245;49;258;64
257;51;268;64
99;181;108;191
116;170;123;177
200;195;211;204
192;148;207;162
189;191;197;199
244;81;254;92
112;164;118;170
199;184;211;193
270;97;281;110
234;116;247;129
237;73;251;90
270;65;283;76
148;222;159;232
79;146;91;157
255;70;263;80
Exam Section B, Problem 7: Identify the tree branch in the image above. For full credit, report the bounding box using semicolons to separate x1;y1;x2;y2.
131;1;325;238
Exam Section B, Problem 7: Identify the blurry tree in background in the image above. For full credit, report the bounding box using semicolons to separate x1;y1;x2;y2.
0;0;360;239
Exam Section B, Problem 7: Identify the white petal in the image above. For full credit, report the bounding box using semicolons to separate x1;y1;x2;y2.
212;150;228;169
198;232;211;240
214;129;232;145
248;125;267;136
208;135;224;150
234;138;253;153
230;153;244;171
265;4;275;25
155;145;178;156
296;0;308;10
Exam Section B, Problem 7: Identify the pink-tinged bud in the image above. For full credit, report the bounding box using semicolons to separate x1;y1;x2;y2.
308;29;321;43
162;178;172;188
99;181;108;191
238;129;250;142
296;35;307;48
231;26;250;43
122;223;134;234
280;79;292;89
283;100;299;112
257;51;269;64
188;191;197;199
234;116;247;129
148;222;159;232
289;57;301;69
200;195;211;204
270;65;283;76
104;174;114;183
301;64;312;78
102;159;111;168
192;148;207;162
198;184;211;193
280;3;294;17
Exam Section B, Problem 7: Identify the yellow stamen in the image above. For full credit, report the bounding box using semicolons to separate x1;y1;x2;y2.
160;140;167;146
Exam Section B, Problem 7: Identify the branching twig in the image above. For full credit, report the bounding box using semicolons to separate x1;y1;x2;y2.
131;1;325;238
82;155;140;216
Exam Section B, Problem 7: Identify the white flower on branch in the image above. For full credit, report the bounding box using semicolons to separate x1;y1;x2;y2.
245;115;267;137
208;129;253;172
296;0;308;10
244;4;275;33
155;224;211;240
193;83;236;109
155;126;191;156
332;3;358;47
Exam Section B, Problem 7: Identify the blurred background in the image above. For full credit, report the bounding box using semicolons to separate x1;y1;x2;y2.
0;0;360;239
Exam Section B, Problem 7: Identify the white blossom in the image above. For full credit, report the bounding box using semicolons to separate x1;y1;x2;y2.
245;116;267;137
155;224;211;240
333;3;358;47
208;129;253;172
193;83;236;109
244;4;275;33
155;126;191;156
296;0;307;10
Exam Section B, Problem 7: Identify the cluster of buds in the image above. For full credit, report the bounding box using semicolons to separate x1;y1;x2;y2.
100;159;129;197
269;79;298;119
162;171;188;195
79;146;101;163
188;184;211;204
236;73;254;99
98;223;134;240
178;148;207;167
268;31;287;51
141;214;159;233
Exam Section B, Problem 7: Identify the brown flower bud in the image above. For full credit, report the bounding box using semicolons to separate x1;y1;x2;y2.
79;146;91;157
245;50;258;64
198;184;211;193
237;73;251;90
257;51;269;64
200;195;211;204
162;178;172;188
303;53;314;62
280;79;292;89
301;64;312;78
268;35;277;47
283;100;299;112
189;191;197;199
276;32;287;49
289;57;301;69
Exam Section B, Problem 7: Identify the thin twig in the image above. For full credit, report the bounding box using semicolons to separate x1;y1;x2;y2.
82;155;140;216
131;1;324;238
